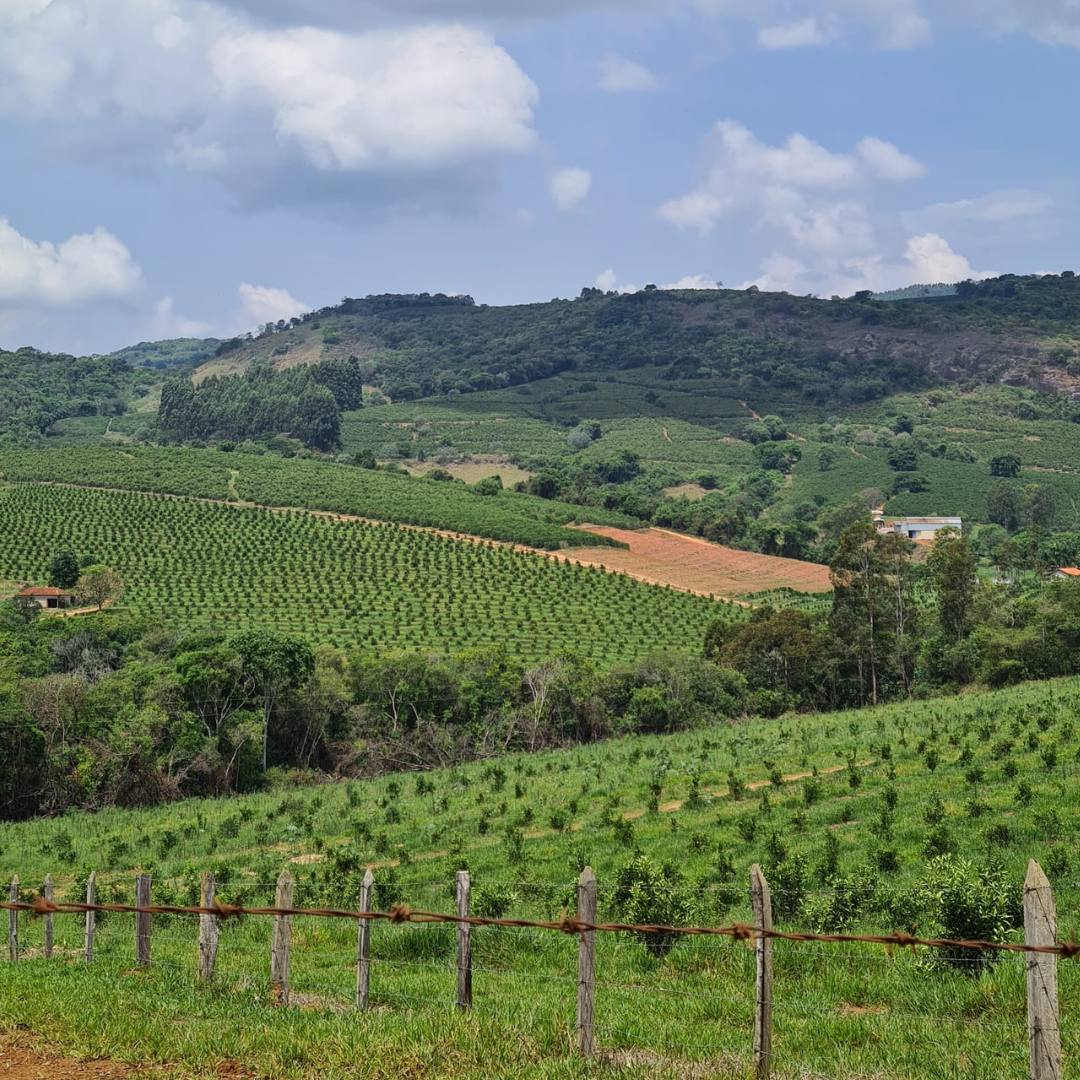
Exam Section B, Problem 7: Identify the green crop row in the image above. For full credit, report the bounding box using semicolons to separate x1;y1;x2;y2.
0;484;737;663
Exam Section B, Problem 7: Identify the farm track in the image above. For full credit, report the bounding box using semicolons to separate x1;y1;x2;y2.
18;481;828;603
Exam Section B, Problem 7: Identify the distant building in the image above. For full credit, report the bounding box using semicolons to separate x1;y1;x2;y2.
871;509;962;543
16;585;77;610
1053;567;1080;580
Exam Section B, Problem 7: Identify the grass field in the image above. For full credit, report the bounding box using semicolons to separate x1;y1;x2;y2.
0;484;737;663
2;677;1078;1078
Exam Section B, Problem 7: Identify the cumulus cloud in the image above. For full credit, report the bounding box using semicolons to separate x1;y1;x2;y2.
0;1;539;203
658;121;923;234
151;296;213;339
549;167;592;210
237;283;309;330
595;269;720;293
597;53;659;91
856;136;926;180
758;17;833;48
0;217;142;307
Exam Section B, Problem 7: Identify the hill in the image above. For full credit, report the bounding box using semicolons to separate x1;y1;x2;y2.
0;675;1076;1077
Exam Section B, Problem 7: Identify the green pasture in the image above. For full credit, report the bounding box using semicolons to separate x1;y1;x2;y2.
2;677;1078;1077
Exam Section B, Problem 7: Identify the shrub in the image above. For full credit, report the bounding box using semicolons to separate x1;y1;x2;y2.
613;854;696;958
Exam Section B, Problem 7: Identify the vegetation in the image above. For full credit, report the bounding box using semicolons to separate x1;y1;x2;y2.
0;675;1077;1076
0;446;635;549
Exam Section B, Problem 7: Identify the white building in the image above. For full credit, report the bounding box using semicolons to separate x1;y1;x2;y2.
872;510;962;542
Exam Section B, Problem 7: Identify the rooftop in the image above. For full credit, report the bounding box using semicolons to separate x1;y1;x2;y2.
16;585;74;597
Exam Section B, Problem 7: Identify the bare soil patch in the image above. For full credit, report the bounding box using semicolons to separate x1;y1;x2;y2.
556;526;832;598
662;483;712;502
402;459;533;486
0;1033;131;1079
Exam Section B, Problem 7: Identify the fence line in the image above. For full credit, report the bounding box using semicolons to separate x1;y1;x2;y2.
2;860;1069;1079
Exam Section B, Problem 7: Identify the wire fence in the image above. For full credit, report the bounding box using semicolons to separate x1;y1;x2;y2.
2;860;1070;1079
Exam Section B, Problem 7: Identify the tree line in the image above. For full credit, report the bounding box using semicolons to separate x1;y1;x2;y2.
3;522;1080;820
158;356;363;451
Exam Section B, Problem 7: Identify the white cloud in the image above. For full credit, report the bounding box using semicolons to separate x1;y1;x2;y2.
902;232;994;283
906;189;1052;229
662;274;721;289
549;167;592;210
856;136;926;180
758;17;832;48
0;218;142;307
237;283;309;330
596;269;618;292
0;1;539;200
152;296;212;339
658;121;923;234
597;53;659;91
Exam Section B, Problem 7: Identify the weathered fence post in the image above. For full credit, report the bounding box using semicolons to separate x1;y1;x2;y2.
576;866;597;1057
8;876;18;963
198;871;219;983
356;868;373;1010
84;872;96;963
1024;860;1061;1080
135;874;152;967
750;863;774;1080
42;875;54;959
456;870;472;1010
271;870;293;1006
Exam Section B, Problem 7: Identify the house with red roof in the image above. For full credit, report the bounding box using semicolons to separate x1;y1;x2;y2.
16;585;77;610
1053;567;1080;581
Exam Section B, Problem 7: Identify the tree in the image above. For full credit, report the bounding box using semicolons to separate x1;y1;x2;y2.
887;441;918;471
48;551;80;590
817;446;838;471
230;631;315;771
74;565;123;611
1024;484;1057;528
986;482;1022;531
926;529;977;642
990;454;1021;478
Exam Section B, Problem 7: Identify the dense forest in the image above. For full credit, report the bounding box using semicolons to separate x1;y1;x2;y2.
209;273;1080;407
0;348;151;442
158;356;363;450
4;522;1080;819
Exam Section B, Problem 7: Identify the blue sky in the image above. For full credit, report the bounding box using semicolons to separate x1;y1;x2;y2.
1;0;1078;354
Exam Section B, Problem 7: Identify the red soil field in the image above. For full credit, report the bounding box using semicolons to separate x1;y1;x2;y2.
547;526;832;599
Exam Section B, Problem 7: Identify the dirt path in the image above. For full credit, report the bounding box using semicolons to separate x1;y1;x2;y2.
661;425;672;443
738;400;762;421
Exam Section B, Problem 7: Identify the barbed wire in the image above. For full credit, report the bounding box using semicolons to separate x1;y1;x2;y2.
3;895;1077;959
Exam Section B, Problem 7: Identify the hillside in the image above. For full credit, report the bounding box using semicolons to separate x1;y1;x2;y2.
201;276;1080;404
1;675;1076;1077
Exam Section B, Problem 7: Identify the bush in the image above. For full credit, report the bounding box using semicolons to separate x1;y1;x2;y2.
613;854;696;958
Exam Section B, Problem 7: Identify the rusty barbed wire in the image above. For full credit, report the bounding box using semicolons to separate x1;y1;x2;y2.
2;895;1077;959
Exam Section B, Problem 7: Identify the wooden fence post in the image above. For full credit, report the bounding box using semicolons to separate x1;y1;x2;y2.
8;876;18;963
1024;860;1061;1080
356;868;373;1010
271;870;293;1006
750;864;774;1080
42;875;54;959
456;870;472;1010
198;871;219;983
576;866;597;1057
135;874;152;967
84;872;96;963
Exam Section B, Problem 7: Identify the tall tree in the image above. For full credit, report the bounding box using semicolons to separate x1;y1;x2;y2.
230;631;315;771
926;528;977;642
47;551;79;590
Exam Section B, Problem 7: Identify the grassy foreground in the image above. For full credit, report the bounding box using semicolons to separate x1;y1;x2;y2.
2;678;1079;1078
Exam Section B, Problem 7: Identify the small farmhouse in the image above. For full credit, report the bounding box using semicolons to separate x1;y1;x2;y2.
16;585;77;610
872;510;962;543
1054;567;1080;580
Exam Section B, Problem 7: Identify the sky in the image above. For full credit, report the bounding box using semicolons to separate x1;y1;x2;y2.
1;0;1079;354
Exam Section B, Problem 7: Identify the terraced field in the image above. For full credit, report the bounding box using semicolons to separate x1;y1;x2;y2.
0;484;738;662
